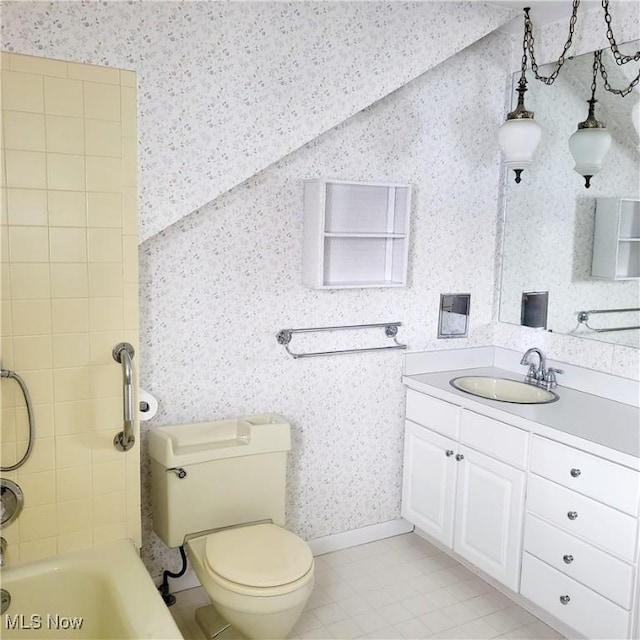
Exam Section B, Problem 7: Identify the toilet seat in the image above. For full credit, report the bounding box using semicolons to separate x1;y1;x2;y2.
203;523;313;594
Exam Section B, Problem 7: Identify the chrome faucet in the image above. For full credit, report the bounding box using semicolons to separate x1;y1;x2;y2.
0;538;6;567
521;347;546;382
520;348;563;390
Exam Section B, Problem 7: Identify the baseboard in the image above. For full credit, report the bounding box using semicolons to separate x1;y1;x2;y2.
167;518;414;594
307;518;414;556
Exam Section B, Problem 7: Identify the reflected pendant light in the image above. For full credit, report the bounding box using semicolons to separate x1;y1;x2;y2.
568;51;612;188
498;8;542;184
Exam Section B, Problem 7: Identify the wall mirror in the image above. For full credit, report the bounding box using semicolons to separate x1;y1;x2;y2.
498;40;640;348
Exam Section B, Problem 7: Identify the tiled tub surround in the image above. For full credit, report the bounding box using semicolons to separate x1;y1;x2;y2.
0;1;515;242
0;52;140;565
401;347;640;640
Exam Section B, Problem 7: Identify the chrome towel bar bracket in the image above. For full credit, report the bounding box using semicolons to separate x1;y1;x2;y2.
113;342;136;452
276;322;407;359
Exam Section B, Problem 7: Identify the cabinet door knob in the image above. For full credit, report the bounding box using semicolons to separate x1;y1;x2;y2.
563;554;574;564
445;449;455;457
570;468;581;478
455;453;464;462
559;595;571;605
567;511;578;520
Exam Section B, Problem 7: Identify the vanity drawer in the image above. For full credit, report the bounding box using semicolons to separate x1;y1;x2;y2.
524;513;635;609
530;436;640;516
405;390;459;439
460;410;528;469
527;474;637;561
521;553;630;640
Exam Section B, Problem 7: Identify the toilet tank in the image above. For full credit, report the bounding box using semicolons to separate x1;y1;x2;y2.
148;414;291;548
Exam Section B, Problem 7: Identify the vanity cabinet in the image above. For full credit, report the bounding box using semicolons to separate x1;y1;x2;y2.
520;434;639;640
402;390;527;591
302;179;411;289
591;197;640;280
402;384;640;640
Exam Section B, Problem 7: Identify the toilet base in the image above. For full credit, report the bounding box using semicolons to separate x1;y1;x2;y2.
195;605;246;640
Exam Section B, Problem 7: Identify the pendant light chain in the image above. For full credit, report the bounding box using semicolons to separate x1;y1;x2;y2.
526;0;580;85
601;0;640;65
598;53;640;96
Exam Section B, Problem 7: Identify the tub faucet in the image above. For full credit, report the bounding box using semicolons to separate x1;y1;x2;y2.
520;347;547;383
0;537;6;567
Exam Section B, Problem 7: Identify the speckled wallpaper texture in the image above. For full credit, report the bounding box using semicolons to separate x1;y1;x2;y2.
138;31;512;578
1;0;513;242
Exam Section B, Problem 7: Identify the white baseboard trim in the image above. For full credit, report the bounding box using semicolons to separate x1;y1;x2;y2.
166;518;414;593
307;518;414;556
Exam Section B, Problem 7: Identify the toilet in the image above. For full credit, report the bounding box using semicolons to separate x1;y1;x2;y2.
148;414;314;639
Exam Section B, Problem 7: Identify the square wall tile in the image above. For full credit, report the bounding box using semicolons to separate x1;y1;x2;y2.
87;192;122;228
53;367;91;402
7;189;48;226
88;365;120;398
45;115;85;154
88;263;122;297
44;76;83;117
122;187;137;235
90;399;122;433
19;504;58;541
5;150;47;189
52;333;91;368
85;120;121;157
57;497;92;534
88;228;122;263
47;153;86;191
84;82;120;121
68;62;119;85
16;436;55;475
123;235;138;283
121;137;137;186
10;263;51;299
55;433;92;468
48;190;86;227
19;538;57;564
54;400;94;436
17;403;54;439
120;87;137;137
57;529;93;555
93;522;127;547
19;369;54;405
86;156;122;192
92;491;126;527
11;299;52;336
12;334;52;370
1;70;44;112
8;226;49;262
93;460;125;495
89;297;123;332
50;264;88;298
51;298;89;333
17;471;56;507
119;70;136;88
3;110;46;151
1;408;16;443
57;466;92;502
49;227;87;263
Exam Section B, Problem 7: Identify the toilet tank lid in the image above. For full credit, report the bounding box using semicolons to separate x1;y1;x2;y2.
148;414;291;467
205;523;313;588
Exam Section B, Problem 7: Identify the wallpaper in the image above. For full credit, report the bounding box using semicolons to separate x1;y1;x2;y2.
1;1;513;242
138;31;511;579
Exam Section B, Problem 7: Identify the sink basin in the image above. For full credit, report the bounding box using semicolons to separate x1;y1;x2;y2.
450;376;559;404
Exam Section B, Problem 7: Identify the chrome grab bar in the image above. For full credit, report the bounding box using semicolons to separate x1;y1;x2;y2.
577;307;640;333
112;342;136;452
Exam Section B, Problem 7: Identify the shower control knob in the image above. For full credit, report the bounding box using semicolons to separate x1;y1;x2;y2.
445;450;455;457
570;468;581;478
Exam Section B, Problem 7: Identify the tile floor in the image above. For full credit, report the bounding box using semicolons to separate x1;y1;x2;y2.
169;532;563;640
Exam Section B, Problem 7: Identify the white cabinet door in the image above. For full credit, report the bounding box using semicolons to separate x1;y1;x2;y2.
402;420;457;547
453;445;526;591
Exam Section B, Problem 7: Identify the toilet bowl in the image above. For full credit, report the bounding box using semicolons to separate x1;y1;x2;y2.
148;415;315;639
186;523;315;639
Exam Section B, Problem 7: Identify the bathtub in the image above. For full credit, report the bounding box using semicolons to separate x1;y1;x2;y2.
1;539;182;639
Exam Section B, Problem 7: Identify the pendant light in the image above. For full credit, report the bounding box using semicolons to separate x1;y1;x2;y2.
498;7;541;184
568;51;612;189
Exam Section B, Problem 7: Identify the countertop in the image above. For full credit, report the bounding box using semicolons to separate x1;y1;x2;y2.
403;366;640;465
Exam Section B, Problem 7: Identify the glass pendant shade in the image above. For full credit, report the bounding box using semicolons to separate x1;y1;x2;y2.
568;126;612;188
498;117;542;183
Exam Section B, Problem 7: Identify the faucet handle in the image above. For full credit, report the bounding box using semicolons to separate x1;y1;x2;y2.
544;367;564;389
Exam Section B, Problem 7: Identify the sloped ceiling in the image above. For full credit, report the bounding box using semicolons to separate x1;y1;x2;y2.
1;2;515;242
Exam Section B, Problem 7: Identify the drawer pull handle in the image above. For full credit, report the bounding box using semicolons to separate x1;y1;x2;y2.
570;468;581;478
563;554;574;564
445;450;455;457
559;595;571;605
567;511;578;520
455;453;465;462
